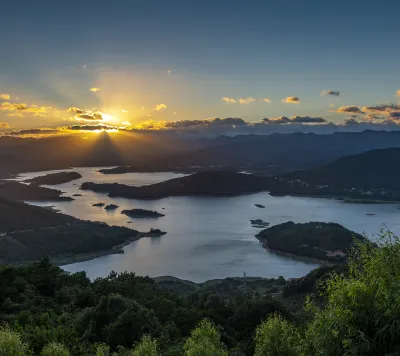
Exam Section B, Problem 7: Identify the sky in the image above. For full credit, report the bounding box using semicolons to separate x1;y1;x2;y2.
1;0;400;136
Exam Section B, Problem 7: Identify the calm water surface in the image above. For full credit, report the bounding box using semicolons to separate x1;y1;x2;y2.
14;167;400;282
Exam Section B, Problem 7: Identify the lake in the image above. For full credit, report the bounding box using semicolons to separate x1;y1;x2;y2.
14;167;400;282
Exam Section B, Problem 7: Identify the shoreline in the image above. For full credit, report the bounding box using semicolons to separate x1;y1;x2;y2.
10;231;162;267
256;238;340;266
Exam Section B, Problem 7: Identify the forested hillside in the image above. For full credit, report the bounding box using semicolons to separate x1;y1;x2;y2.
0;232;399;355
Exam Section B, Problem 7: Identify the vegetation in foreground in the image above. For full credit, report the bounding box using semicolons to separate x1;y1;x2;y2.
0;231;399;355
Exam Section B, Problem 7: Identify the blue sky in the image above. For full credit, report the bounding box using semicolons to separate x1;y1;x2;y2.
1;0;400;132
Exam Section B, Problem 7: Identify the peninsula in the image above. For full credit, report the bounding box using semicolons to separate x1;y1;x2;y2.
0;198;151;265
24;171;82;186
81;171;271;199
0;182;73;201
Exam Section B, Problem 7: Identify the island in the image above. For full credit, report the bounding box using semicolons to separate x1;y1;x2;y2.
0;197;150;265
121;209;165;218
0;182;73;201
255;204;265;208
141;228;167;237
80;171;271;199
92;202;105;207
255;221;366;263
24;171;82;186
104;204;119;210
250;219;270;228
72;194;82;197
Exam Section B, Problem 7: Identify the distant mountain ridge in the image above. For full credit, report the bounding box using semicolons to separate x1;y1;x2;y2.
286;147;400;190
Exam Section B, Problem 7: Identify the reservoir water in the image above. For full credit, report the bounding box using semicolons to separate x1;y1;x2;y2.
13;167;400;282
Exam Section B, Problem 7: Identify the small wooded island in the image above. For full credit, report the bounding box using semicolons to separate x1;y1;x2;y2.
256;221;366;263
24;171;82;186
121;209;165;218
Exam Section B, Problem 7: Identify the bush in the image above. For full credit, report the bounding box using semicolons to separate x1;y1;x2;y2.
0;327;31;356
184;319;228;356
132;335;159;356
254;314;301;356
41;342;70;356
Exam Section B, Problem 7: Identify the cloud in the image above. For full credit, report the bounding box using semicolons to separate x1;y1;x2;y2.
90;87;101;92
290;116;326;123
155;103;167;111
396;90;400;97
344;117;360;125
167;69;172;74
67;107;84;114
221;97;236;104
8;128;60;136
68;124;118;131
263;116;326;124
335;105;362;114
238;97;256;105
82;64;88;69
282;96;300;104
362;104;400;115
321;90;340;96
75;112;104;121
260;98;271;103
0;102;50;116
0;94;10;100
0;122;9;128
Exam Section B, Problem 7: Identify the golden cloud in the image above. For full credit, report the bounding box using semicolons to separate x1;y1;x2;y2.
90;87;101;92
0;102;50;116
0;122;9;128
396;90;400;97
238;97;256;104
221;97;236;104
281;96;300;104
260;98;271;103
155;103;167;111
0;94;10;100
335;105;362;114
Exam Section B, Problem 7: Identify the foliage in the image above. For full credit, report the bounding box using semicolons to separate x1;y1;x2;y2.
0;327;31;356
303;230;400;355
132;335;159;356
254;314;301;356
184;320;228;356
41;342;70;356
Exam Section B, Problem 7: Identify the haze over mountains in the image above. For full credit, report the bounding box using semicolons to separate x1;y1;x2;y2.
2;130;400;178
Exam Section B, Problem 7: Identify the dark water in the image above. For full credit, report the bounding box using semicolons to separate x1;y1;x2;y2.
14;168;400;282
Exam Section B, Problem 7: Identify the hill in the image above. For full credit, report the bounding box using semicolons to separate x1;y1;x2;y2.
81;171;271;199
256;221;366;262
286;147;400;190
0;198;143;265
0;182;73;201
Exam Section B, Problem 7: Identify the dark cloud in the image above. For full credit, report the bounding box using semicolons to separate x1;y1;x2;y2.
67;124;117;131
75;112;104;121
8;128;60;136
344;118;360;125
290;116;326;123
321;90;340;96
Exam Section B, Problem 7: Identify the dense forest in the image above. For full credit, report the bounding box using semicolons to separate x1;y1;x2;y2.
0;231;399;355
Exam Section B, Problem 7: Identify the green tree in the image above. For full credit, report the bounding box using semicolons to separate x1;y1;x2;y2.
184;319;228;356
254;314;301;356
132;335;159;356
304;231;400;355
41;342;70;356
0;327;31;356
